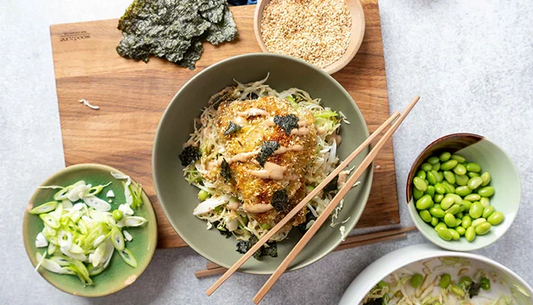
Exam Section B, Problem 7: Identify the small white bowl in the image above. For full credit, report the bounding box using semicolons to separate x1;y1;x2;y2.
254;0;366;74
339;244;533;305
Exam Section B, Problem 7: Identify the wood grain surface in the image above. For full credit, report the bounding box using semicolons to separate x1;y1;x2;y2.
50;1;399;249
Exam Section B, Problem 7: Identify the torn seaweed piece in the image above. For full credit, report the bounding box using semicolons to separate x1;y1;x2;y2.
271;189;289;212
363;298;384;305
204;6;239;45
469;282;482;298
236;235;262;259
262;241;278;258
322;175;339;196
296;210;318;233
256;141;280;166
220;159;231;182
223;121;242;136
213;221;232;238
274;114;299;135
179;146;201;166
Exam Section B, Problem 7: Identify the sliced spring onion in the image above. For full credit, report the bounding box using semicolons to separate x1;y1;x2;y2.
118;216;147;228
35;232;48;248
118;248;137;268
84;185;103;197
83;196;111;212
50;256;70;267
118;204;134;216
35;251;47;272
111;227;125;251
123;230;133;242
62;199;73;209
40;214;60;229
106;190;115;198
53;188;70;201
67;183;89;202
29;201;58;214
92;241;106;267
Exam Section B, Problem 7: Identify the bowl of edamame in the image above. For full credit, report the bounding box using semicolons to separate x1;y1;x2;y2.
406;133;521;251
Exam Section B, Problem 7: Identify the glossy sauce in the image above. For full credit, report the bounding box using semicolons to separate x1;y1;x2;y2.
249;162;287;180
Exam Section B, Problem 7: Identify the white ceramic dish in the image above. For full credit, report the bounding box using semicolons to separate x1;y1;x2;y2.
339;244;533;305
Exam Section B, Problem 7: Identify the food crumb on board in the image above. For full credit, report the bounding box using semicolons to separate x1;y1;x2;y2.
79;99;99;110
261;0;352;69
376;165;381;169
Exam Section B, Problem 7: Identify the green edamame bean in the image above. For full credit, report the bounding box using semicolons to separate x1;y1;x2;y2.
480;197;490;207
481;172;491;186
468;177;483;190
432;163;441;171
448;194;463;204
439;274;451;288
377;280;389;289
465;226;476;242
478;186;495;197
455;219;462;227
441;160;458;171
469;202;484;219
459;276;473;288
466;162;481;172
450;284;465;297
416;195;434;210
431;217;439;226
425;185;436;197
458;204;466;213
427;156;440;165
462;200;472;211
455;186;472;197
444;213;456;227
198;189;211;201
441;197;455;210
411;273;424;288
488;211;504;225
437;227;453;241
462;215;472;228
456;226;466;235
413;177;427;192
468;172;480;178
430;207;446;218
419;210;432;223
483;206;495;218
434;183;445;194
456;212;464;219
454;164;467;175
112;210;123;221
464;194;481;202
449;228;460;240
471;218;487;228
427;171;437;185
451;154;466;163
434;194;444;203
443;171;455;184
416;170;426;179
432;170;443;183
413;188;423;200
442;182;455;194
480;277;491;290
435;222;447;231
455;174;469;186
434;204;441;210
446;204;461;215
475;222;492;235
439;152;451;161
421;163;433;172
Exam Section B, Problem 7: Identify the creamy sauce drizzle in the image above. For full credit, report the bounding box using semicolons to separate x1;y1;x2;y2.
236;108;268;117
230;151;258;163
243;203;274;213
262;119;276;127
249;162;287;180
291;126;310;135
234;116;247;126
317;126;327;135
273;144;304;155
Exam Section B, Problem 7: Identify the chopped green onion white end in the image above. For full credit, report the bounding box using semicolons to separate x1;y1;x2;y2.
32;173;147;286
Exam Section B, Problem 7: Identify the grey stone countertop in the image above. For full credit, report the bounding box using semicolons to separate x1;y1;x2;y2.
1;0;532;304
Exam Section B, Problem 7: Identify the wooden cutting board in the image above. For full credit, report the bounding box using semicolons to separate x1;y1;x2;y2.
50;1;399;249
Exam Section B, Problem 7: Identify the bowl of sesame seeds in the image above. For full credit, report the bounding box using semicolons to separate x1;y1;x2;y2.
254;0;365;74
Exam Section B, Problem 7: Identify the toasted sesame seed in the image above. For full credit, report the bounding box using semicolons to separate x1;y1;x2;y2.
260;0;352;69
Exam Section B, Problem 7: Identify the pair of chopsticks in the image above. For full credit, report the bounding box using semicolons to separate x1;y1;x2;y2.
196;226;416;278
206;96;421;303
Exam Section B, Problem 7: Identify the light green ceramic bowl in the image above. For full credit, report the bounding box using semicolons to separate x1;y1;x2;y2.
153;53;373;274
23;164;158;297
407;133;521;251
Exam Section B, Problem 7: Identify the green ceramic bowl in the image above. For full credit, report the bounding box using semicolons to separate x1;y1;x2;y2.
23;164;158;297
407;133;521;251
153;53;373;274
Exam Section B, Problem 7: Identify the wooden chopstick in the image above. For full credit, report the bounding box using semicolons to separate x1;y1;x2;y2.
205;111;401;296
196;226;416;278
253;96;420;304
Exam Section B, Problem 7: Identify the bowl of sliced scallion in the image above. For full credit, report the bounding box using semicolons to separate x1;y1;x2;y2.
23;164;157;297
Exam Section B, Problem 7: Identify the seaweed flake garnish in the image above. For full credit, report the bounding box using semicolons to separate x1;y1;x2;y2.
256;141;280;166
322;175;339;196
223;121;242;136
271;189;289;212
220;158;231;182
469;282;482;298
235;236;277;259
274;114;299;135
116;0;238;70
179;146;201;166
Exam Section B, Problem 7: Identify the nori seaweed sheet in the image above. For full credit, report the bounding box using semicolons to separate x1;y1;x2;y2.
271;189;289;212
179;146;201;166
220;158;232;182
256;141;279;167
274;114;300;136
117;0;238;69
223;121;242;136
